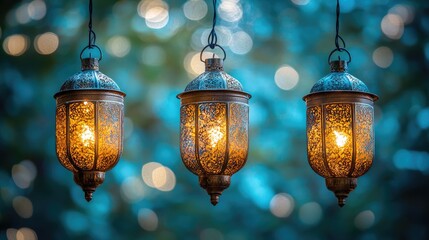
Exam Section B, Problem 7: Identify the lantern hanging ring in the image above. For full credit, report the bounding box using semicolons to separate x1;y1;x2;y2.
200;44;226;62
80;44;103;61
328;47;351;64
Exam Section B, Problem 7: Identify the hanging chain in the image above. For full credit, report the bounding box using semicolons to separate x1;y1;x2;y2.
80;0;102;60
200;0;226;62
328;0;351;64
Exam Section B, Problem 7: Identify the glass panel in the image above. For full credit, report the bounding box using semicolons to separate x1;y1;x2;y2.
69;101;95;170
56;104;75;171
96;102;123;171
180;104;202;175
198;103;227;174
224;103;248;175
352;103;374;177
306;106;329;177
324;103;353;177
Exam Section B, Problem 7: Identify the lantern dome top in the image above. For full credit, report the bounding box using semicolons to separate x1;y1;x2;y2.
56;58;122;94
310;60;371;94
183;58;244;92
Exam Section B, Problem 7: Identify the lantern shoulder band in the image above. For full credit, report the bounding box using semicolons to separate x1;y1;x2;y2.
303;60;378;207
177;58;251;205
54;58;125;202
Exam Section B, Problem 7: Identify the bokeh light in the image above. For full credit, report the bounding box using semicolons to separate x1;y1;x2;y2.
15;4;31;24
381;13;404;40
8;228;38;240
354;210;376;230
274;65;300;90
229;31;253;55
28;0;47;20
34;32;59;55
183;0;208;21
141;162;176;191
138;208;158;231
270;193;295;218
389;4;414;24
218;0;242;22
12;196;33;219
12;160;37;189
106;36;131;57
138;0;169;29
142;162;163;188
372;46;394;68
3;34;29;56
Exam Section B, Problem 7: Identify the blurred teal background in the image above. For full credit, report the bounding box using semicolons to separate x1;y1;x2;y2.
1;0;429;239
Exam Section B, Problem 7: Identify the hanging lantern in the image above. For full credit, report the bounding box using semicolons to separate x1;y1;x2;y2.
54;57;125;201
178;58;251;205
177;0;251;205
303;0;378;207
304;60;378;207
54;0;125;201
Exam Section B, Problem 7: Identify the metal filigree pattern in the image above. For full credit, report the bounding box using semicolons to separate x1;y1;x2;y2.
352;103;374;177
180;104;203;175
96;102;122;171
222;72;243;91
325;103;353;177
310;73;369;93
198;103;227;174
224;103;248;175
184;71;243;92
69;101;96;170
306;106;329;177
60;71;120;92
56;104;76;172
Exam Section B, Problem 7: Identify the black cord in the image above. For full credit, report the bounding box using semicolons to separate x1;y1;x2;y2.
207;0;218;48
328;0;351;64
199;0;226;61
80;0;102;60
88;0;96;48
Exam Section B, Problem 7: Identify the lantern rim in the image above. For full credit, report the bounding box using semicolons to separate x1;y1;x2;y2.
303;90;378;103
54;88;126;99
177;89;251;100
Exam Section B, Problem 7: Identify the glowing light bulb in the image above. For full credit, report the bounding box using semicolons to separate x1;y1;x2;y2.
208;126;223;148
334;131;347;148
81;125;95;147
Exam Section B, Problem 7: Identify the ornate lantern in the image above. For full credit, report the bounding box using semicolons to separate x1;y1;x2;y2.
303;0;378;207
304;60;378;206
55;57;125;201
54;0;125;201
177;58;251;205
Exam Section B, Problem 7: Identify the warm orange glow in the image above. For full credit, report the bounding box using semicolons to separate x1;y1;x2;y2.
334;130;348;148
208;126;224;147
81;124;95;147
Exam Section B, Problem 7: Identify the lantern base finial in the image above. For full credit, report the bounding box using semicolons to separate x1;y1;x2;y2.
325;177;357;207
74;171;105;202
199;175;231;206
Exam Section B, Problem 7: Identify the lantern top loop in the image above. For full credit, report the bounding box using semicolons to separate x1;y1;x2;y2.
54;58;124;97
180;58;245;93
306;60;377;101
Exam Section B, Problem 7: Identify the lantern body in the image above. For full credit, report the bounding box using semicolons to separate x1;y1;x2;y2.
55;58;125;201
304;60;378;206
178;58;251;205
